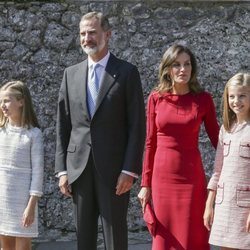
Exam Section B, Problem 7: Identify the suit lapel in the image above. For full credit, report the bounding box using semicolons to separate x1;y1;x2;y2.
74;60;90;119
94;54;119;114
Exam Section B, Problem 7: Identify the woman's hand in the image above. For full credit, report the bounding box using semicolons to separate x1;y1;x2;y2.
138;187;151;213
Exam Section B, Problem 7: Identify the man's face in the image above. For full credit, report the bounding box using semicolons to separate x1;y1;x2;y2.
79;18;110;60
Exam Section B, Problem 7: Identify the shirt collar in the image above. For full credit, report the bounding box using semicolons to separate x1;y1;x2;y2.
88;51;110;69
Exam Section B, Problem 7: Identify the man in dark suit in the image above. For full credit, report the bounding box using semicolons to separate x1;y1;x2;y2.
55;12;146;250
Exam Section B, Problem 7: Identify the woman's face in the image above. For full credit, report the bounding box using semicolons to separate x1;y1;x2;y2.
168;52;192;86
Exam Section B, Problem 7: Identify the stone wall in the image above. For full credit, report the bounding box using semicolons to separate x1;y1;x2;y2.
0;0;249;240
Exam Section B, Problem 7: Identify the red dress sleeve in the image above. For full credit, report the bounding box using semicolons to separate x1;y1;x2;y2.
203;92;220;149
141;92;158;187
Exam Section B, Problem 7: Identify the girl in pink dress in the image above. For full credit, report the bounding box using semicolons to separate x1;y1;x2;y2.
204;72;250;250
138;44;219;250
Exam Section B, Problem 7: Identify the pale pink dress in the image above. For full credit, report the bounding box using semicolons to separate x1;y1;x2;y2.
208;122;250;249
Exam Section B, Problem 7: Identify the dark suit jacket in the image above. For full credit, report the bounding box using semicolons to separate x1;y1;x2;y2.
55;53;146;187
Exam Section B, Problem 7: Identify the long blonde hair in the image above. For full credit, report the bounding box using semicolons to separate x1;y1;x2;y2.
156;44;203;94
222;72;250;132
0;81;39;128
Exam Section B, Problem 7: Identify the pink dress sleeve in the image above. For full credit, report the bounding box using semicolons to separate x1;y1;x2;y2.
207;126;224;190
141;92;157;187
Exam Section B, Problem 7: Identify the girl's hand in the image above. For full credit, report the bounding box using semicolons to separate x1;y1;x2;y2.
203;206;214;231
22;195;38;227
22;206;35;227
203;189;216;231
138;187;151;213
246;212;250;233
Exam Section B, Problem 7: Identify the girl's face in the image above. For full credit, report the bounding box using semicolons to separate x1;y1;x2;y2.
169;52;192;86
228;85;250;122
0;91;23;126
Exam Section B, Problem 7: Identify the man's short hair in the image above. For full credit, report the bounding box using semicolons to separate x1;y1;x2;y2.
80;12;111;31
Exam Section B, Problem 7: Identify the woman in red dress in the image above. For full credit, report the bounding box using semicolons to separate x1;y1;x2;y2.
138;44;219;250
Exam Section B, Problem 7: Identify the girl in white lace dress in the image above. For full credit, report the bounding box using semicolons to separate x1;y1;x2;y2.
0;81;44;250
204;72;250;250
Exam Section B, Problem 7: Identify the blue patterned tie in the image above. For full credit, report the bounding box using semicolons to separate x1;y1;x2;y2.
87;64;100;118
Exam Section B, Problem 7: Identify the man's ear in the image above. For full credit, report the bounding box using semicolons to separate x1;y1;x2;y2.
106;30;111;40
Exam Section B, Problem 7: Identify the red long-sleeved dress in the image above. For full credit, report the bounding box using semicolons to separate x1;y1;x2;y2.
141;91;219;250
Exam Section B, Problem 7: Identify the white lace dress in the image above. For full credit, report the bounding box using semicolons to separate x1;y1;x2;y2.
0;124;44;237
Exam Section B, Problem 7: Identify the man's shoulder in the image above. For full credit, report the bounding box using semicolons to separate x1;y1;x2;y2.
110;53;137;70
65;59;87;73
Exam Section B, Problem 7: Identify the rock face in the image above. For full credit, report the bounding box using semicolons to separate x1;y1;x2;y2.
0;0;249;240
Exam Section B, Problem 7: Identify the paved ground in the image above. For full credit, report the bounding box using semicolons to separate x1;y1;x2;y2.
30;230;219;250
32;239;219;250
33;241;152;250
32;231;153;250
32;241;220;250
0;231;219;250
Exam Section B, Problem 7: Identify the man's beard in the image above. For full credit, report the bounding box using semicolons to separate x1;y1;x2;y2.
82;46;98;56
81;39;106;56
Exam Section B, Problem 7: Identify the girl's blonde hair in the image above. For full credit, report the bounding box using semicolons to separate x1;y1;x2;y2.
0;80;39;128
156;44;203;94
222;72;250;132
